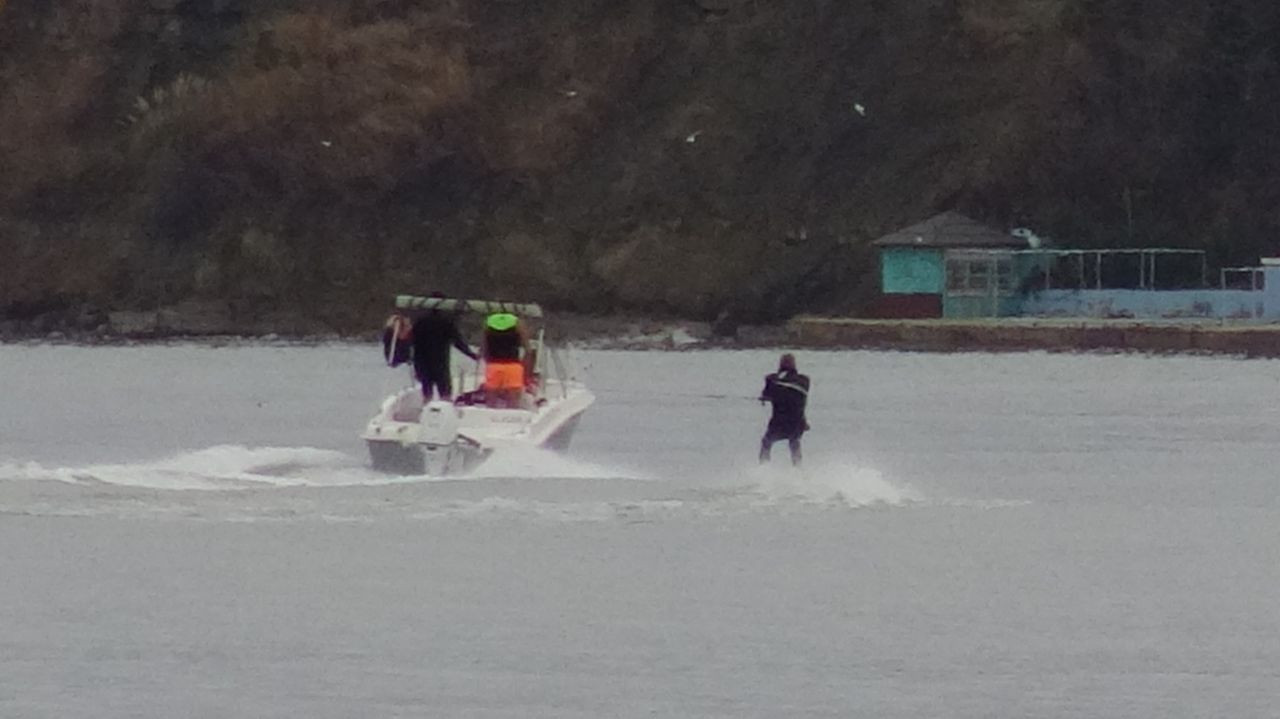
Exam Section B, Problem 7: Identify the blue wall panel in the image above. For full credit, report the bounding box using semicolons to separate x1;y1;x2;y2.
1021;289;1264;319
881;248;944;294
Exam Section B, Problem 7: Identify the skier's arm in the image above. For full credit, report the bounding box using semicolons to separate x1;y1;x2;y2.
758;375;773;404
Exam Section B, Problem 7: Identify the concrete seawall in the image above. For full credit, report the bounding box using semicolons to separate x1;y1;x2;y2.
790;317;1280;357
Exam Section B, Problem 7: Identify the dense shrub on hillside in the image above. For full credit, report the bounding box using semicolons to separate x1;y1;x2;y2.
0;0;664;311
147;12;474;202
4;0;1280;325
0;1;132;208
128;2;659;200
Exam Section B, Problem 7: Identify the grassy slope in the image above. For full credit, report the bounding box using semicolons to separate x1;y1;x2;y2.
2;0;1280;329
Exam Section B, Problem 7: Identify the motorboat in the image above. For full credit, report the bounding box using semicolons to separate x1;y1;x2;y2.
362;295;595;475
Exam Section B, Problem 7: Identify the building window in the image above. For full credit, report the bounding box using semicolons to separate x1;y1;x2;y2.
946;255;1013;295
946;261;967;292
996;258;1013;291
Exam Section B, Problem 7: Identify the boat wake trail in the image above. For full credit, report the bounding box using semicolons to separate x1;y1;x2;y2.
0;446;376;491
0;444;646;494
0;449;1004;523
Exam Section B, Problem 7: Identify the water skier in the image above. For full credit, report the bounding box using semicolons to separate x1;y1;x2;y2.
758;353;810;466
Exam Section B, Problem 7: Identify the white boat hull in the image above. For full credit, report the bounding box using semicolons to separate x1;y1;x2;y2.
362;379;594;475
365;435;489;475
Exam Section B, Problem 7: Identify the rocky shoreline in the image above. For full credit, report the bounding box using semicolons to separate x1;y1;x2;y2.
791;316;1280;358
15;302;1280;358
0;301;793;350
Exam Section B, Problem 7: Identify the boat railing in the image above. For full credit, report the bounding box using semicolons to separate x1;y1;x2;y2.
532;327;547;402
549;347;570;400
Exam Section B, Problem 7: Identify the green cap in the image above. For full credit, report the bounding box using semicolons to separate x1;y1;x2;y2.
486;313;518;331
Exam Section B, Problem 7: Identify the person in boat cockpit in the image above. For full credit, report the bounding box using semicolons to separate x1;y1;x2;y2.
410;302;479;401
758;353;810;467
381;296;478;401
482;312;529;408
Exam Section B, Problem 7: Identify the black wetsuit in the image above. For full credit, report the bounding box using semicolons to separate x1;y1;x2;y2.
759;369;810;465
411;311;477;399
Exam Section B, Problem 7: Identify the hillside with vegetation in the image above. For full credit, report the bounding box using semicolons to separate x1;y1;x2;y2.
2;0;1280;332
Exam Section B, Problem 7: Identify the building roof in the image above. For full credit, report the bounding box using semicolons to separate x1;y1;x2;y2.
872;211;1027;249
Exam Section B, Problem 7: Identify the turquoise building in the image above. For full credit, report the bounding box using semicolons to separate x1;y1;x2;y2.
872;212;1276;321
872;212;1035;318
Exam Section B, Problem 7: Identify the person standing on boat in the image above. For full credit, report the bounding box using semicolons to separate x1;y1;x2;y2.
482;312;529;407
410;301;478;401
758;353;810;466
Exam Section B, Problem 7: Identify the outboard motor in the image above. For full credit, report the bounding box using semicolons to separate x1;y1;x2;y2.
418;400;462;474
419;400;461;447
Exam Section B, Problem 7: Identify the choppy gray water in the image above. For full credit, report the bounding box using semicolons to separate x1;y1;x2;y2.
2;344;1278;717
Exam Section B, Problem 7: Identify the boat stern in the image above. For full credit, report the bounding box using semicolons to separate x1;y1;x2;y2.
363;398;489;475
